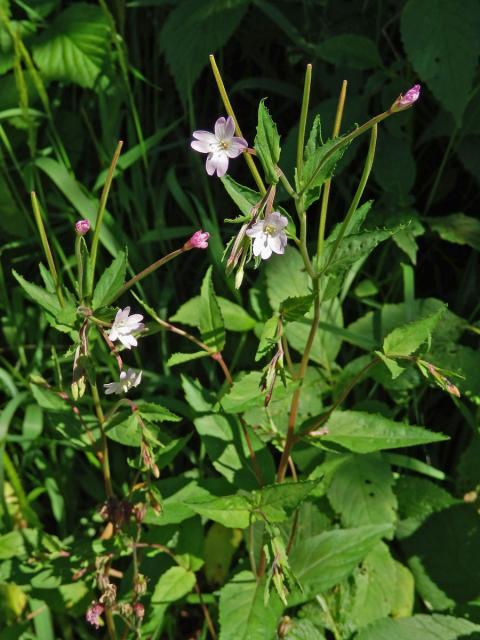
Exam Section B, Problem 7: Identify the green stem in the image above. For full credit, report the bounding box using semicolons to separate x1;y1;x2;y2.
209;54;266;195
90;382;113;498
296;64;312;178
320;124;378;274
87;140;124;299
30;191;64;307
75;235;84;303
109;247;185;303
317;80;347;263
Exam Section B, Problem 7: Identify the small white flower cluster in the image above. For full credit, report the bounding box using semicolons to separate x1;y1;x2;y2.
104;307;144;395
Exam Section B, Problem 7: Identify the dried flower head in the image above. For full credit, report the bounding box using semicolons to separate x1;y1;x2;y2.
86;602;104;629
191;116;248;177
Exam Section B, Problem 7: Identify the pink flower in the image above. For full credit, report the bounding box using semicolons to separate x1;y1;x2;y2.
86;601;104;629
133;602;145;620
75;219;90;235
392;84;421;111
191;116;248;177
185;230;210;250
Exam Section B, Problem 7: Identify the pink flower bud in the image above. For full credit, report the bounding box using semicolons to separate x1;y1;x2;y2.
133;602;145;620
75;219;90;235
86;602;104;629
391;84;421;112
185;230;210;250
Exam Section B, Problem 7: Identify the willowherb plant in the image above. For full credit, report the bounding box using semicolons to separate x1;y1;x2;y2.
10;56;469;639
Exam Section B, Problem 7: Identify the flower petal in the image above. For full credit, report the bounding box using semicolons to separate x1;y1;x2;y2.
214;117;227;139
260;241;273;259
191;139;212;154
192;130;217;143
226;138;248;158
269;234;286;255
206;152;229;177
205;153;216;175
252;235;264;257
224;116;235;139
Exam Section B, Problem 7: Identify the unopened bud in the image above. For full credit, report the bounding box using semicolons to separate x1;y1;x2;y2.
391;84;421;112
75;219;91;235
184;229;209;250
133;602;145;620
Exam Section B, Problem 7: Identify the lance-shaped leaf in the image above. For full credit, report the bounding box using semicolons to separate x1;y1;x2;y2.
92;250;127;309
255;99;281;184
318;410;448;453
356;614;480;640
12;270;61;317
221;176;260;215
253;480;320;523
281;295;314;323
383;306;446;357
184;494;251;529
199;266;225;352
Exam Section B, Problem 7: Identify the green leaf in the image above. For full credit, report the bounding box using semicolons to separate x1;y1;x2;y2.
221;372;264;413
355;614;480;640
401;0;480;124
12;270;61;316
199;266;225;352
350;542;397;629
320;411;448;453
255;480;320;523
32;4;110;89
151;566;196;604
219;571;283;640
426;213;480;251
159;0;248;104
254;99;281;184
266;246;309;309
281;295;314;323
105;414;141;446
167;351;209;367
171;295;256;332
91;251;127;309
221;176;260;215
316;35;381;70
391;560;415;619
136;402;181;423
383;306;446;357
184;494;251;529
375;352;406;380
289;524;392;604
299;137;349;207
256;315;279;361
327;454;397;529
204;523;242;585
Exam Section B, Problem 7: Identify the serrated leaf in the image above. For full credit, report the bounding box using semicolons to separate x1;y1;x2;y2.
289;524;392;604
327;454;397;529
221;175;260;215
136;402;181;423
300;137;349;208
199;266;225;352
32;4;110;89
401;0;480;124
320;411;448;453
91;251;127;309
167;351;209;367
105;413;141;446
151;566;196;604
184;494;251;529
355;614;480;640
383;306;445;357
12;270;61;316
159;0;248;104
254;99;281;184
281;295;314;322
255;480;320;523
219;571;283;640
375;351;406;379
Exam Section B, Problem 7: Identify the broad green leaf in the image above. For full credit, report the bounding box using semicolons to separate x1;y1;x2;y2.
167;351;209;367
255;99;281;184
181;374;217;412
266;246;309;310
199;266;225;352
221;176;260;215
143;478;218;527
255;480;320;523
376;352;405;379
426;212;480;251
105;414;141;446
391;561;415;619
91;250;127;309
327;454;397;529
355;614;480;640
0;531;27;560
0;584;27;623
219;571;283;640
32;4;110;89
30;385;66;411
289;524;392;603
316;34;381;70
281;295;314;323
184;494;251;529
320;411;448;453
171;295;256;332
136;402;181;423
12;270;61;316
151;566;196;604
194;413;275;488
220;372;265;413
204;523;242;585
383;306;445;357
350;542;397;629
159;0;248;104
320;226;404;277
401;0;480;124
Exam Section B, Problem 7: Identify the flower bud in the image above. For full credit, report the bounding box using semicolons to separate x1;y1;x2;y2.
86;602;104;629
75;219;91;235
391;84;421;112
134;573;148;596
184;230;210;250
133;602;145;620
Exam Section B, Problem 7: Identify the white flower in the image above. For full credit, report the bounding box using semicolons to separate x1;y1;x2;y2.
104;368;142;395
108;307;144;349
191;116;248;178
246;211;288;260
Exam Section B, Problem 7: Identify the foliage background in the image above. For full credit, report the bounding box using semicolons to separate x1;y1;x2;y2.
1;0;480;638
